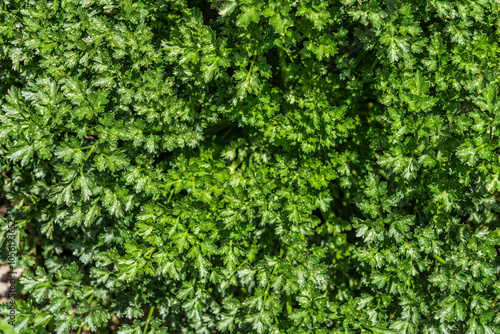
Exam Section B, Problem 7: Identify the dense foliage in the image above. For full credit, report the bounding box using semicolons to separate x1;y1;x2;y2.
1;0;500;333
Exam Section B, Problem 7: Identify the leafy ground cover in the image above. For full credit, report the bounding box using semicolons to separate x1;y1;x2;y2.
1;0;500;333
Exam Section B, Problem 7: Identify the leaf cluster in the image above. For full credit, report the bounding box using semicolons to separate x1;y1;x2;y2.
1;0;500;333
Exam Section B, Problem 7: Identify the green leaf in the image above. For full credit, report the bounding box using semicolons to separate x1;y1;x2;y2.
7;144;33;166
0;319;16;334
217;0;238;17
237;6;260;27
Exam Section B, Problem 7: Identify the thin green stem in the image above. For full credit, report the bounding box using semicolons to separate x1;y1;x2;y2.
167;189;174;203
80;141;99;174
432;253;450;269
84;141;99;162
82;289;94;298
143;306;155;334
369;56;379;73
263;248;284;305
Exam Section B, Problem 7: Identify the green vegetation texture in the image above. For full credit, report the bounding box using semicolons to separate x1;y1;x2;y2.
1;0;500;333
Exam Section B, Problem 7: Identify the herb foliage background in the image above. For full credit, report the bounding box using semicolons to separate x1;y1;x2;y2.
1;0;500;333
